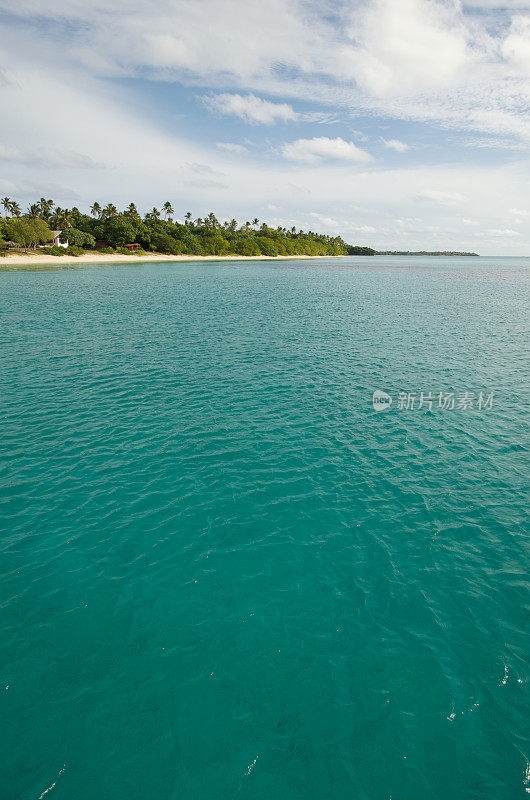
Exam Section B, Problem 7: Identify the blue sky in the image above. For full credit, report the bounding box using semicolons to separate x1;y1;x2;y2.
0;0;530;253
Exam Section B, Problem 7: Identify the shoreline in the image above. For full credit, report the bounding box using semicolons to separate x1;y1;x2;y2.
0;252;349;269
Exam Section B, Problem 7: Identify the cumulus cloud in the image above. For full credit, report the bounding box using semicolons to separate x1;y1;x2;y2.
202;93;297;124
381;138;410;152
340;0;469;96
282;137;373;163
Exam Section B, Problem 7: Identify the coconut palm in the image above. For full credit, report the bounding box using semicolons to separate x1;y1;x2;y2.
252;217;259;228
206;212;219;229
60;208;72;229
27;203;40;218
39;198;55;221
162;201;174;220
102;203;118;220
90;202;102;218
11;201;21;218
151;207;160;220
1;197;11;216
125;203;140;220
184;211;192;226
50;207;62;227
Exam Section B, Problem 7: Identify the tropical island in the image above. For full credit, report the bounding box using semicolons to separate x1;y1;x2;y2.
0;197;480;262
0;197;351;258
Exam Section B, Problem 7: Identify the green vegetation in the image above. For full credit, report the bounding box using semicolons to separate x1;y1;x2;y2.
61;228;96;249
0;197;352;257
346;246;376;255
3;217;52;250
41;245;85;257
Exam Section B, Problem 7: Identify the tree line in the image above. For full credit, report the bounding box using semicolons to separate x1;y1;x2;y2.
0;197;361;257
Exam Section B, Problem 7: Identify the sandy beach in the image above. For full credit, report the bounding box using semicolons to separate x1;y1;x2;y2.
0;252;347;269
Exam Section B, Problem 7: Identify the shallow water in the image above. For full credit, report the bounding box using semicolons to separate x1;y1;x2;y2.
1;256;529;799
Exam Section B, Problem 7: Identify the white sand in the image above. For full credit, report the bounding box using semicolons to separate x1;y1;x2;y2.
0;252;346;269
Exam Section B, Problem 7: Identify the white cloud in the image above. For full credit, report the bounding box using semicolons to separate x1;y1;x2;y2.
502;16;530;75
216;142;248;153
1;0;530;144
485;228;522;236
282;137;373;163
202;93;297;124
348;224;378;234
417;189;467;206
509;207;530;215
381;138;410;152
309;212;340;227
0;143;98;168
309;212;377;234
340;0;470;96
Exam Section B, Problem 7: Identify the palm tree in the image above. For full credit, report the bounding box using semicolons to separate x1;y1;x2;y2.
184;211;192;226
125;203;139;220
90;202;102;218
102;203;117;220
151;207;160;220
27;203;40;218
1;197;11;217
206;212;219;229
11;201;21;218
163;201;174;220
60;208;72;229
39;198;54;221
252;217;259;229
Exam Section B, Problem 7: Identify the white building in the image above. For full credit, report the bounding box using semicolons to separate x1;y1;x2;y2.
50;230;68;248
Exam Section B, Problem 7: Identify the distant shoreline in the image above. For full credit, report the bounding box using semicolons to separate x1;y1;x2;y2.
375;251;479;256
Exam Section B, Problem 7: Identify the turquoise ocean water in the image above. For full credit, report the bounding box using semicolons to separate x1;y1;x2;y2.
1;256;529;799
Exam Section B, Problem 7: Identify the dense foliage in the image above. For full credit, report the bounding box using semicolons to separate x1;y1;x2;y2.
1;197;353;256
2;217;52;249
